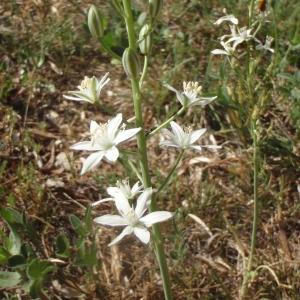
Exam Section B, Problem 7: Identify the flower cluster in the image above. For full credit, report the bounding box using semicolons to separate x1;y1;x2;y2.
65;72;220;247
211;14;274;57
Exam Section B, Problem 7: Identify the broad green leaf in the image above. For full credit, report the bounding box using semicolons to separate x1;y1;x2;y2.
0;271;21;288
0;207;23;225
0;247;10;264
8;254;26;268
55;233;70;258
27;259;55;280
4;230;21;256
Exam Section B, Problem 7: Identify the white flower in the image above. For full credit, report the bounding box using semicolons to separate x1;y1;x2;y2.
94;188;174;246
225;26;253;49
160;121;220;151
63;73;110;104
256;36;274;53
107;180;143;200
71;113;141;175
164;81;217;108
211;41;236;56
214;14;238;25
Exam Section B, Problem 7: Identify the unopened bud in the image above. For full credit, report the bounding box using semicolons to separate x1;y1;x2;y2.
122;48;141;78
88;5;105;39
139;25;152;55
149;0;163;20
258;0;267;12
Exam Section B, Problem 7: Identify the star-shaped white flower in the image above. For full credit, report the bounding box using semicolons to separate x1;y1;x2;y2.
107;180;143;200
164;81;217;108
160;121;220;151
211;41;236;56
71;114;141;175
214;14;238;25
256;36;274;53
92;180;143;207
224;26;253;49
94;188;174;246
63;73;110;104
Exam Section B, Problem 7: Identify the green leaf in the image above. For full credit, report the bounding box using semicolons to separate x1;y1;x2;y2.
0;207;23;225
29;278;43;298
27;259;55;280
8;254;26;268
55;233;70;258
0;247;10;264
69;214;85;236
5;230;21;256
75;242;97;268
84;206;93;231
0;271;21;288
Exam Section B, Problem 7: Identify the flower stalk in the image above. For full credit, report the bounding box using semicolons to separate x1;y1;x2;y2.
157;150;184;194
122;1;173;299
240;119;259;299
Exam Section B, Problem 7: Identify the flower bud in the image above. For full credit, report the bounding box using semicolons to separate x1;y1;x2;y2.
88;5;105;39
122;48;141;78
138;25;152;55
149;0;163;20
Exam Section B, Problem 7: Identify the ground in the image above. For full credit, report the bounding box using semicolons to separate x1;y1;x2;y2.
1;0;300;299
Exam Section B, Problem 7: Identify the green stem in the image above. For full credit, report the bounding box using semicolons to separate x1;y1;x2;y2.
248;0;256;26
149;106;185;137
122;1;173;299
240;120;259;299
157;150;184;194
139;55;149;88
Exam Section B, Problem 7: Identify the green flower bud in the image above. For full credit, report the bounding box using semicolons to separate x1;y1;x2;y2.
122;48;141;79
149;0;163;20
139;25;152;55
88;5;105;39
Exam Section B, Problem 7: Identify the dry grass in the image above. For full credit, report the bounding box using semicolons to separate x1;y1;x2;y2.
1;0;300;299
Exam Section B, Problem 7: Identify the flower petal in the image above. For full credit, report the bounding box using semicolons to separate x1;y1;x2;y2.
135;188;152;218
94;215;128;226
189;129;207;144
214;15;238;25
190;145;202;151
91;198;114;207
160;140;180;148
104;146;119;162
133;227;150;244
189;97;216;107
211;49;229;55
114;194;131;216
163;83;179;94
170;121;185;143
70;141;101;151
107;113;122;136
114;128;141;144
90;120;100;133
132;181;142;195
108;226;133;246
140;211;174;227
80;151;104;175
107;187;120;198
